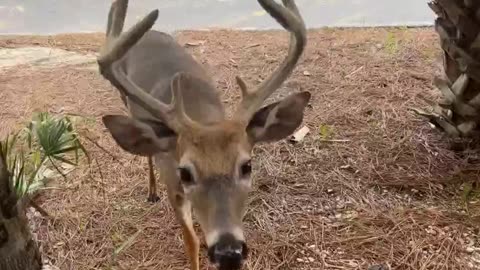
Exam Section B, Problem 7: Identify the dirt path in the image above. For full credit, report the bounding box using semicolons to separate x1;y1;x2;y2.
1;28;479;270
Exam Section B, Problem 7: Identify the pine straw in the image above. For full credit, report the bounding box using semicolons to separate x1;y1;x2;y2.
1;27;480;270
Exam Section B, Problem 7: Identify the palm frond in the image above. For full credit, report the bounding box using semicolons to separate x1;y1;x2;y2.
1;112;89;198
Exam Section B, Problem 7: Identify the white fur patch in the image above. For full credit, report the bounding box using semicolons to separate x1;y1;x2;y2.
231;226;245;242
153;153;177;185
206;229;220;247
205;226;245;247
238;176;252;189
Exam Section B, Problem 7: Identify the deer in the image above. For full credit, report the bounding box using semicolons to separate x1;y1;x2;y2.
96;0;309;269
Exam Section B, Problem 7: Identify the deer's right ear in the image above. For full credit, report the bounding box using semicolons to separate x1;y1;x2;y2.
102;115;177;156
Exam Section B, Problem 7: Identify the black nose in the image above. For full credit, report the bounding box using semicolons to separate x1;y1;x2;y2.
208;233;248;270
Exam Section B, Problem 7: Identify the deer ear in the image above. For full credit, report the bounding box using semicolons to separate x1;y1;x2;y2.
246;92;311;143
102;115;176;156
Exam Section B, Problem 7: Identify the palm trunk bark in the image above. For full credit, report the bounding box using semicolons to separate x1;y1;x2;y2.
0;152;42;270
420;0;480;137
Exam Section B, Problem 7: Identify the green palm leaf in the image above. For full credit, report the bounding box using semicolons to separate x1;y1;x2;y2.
1;112;89;198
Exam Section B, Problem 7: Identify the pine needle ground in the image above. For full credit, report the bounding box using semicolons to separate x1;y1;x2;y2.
1;27;479;269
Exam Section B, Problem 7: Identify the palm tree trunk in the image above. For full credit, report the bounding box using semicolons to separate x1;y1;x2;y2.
420;0;480;137
0;152;42;270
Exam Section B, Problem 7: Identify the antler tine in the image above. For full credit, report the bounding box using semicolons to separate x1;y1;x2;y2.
107;65;192;131
103;0;128;53
282;0;303;22
105;1;115;39
233;0;307;123
106;0;128;40
98;6;158;66
98;0;192;132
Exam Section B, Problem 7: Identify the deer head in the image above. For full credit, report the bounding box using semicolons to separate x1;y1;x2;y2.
97;0;309;269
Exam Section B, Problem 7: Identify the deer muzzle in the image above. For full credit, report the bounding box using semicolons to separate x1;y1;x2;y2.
208;233;249;270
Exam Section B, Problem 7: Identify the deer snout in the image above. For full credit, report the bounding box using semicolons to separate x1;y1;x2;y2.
208;233;248;270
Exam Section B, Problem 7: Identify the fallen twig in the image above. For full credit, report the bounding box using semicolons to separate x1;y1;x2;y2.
345;66;364;78
29;199;50;218
82;133;118;161
318;139;350;143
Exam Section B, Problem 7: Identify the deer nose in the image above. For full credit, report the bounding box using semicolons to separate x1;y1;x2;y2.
208;233;248;270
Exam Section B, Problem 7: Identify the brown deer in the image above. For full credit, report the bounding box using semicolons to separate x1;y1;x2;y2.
97;0;309;269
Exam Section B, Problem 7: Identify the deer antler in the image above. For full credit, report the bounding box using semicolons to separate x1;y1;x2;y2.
233;0;307;123
97;0;197;132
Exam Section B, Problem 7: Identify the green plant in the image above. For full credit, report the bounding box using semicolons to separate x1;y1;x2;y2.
319;124;335;140
461;182;480;208
0;112;89;199
384;32;399;55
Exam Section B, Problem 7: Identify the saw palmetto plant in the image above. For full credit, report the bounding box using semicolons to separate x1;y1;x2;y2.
0;112;88;199
0;112;88;270
416;1;480;137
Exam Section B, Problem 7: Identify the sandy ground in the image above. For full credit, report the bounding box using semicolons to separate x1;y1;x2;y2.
1;27;480;270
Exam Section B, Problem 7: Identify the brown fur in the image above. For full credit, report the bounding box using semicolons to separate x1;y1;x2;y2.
176;121;252;176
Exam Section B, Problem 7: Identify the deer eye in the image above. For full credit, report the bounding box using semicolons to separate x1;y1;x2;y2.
240;160;252;178
178;167;195;185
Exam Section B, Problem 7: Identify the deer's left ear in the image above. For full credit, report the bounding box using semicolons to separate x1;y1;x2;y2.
246;91;311;143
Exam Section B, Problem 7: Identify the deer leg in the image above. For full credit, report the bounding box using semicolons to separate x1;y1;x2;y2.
147;155;160;202
168;192;200;270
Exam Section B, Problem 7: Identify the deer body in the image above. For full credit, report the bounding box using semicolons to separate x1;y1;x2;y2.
97;1;309;269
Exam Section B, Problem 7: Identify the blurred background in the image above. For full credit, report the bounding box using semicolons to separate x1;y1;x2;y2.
0;0;434;35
